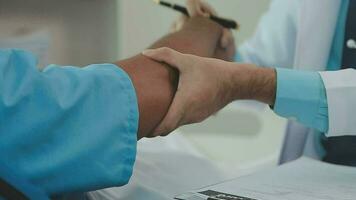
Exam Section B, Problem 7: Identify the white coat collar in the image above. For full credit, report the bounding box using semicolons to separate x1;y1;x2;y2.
294;0;341;71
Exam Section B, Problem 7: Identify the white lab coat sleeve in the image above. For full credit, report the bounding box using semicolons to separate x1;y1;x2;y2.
320;69;356;136
237;0;301;68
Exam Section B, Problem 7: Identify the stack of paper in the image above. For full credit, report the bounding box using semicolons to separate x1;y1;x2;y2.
176;157;356;200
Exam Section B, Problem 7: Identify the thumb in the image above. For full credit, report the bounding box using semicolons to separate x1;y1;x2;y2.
187;0;215;17
186;0;203;16
142;47;185;71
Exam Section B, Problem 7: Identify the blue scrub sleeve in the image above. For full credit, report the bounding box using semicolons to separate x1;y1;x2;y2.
274;68;328;133
0;49;139;195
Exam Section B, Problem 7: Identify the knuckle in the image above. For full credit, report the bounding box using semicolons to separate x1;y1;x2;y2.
160;47;170;53
161;47;173;57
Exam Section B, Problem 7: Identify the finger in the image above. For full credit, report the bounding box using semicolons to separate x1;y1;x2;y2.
142;47;186;71
186;0;202;16
153;89;187;136
187;0;211;17
220;29;234;49
200;1;218;16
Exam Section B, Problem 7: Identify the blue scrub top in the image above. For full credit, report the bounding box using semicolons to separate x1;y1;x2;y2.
0;49;139;198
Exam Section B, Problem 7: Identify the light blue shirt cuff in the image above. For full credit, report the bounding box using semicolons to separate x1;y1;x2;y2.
274;68;329;133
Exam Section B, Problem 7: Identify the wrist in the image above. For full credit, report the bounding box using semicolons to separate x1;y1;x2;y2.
117;55;178;139
252;66;277;105
230;64;276;105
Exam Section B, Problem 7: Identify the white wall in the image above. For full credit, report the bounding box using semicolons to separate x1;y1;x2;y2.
118;0;271;58
0;0;272;64
0;0;119;67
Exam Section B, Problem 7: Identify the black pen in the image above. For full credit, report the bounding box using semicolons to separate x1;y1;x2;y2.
153;0;239;30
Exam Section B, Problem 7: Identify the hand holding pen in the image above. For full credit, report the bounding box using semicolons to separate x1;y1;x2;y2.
154;0;239;30
157;0;236;51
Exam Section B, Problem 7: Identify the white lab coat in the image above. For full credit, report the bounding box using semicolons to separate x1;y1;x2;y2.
239;0;356;160
238;0;356;159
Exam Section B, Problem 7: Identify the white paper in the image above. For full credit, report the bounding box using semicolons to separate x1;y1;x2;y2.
88;132;228;200
177;157;356;200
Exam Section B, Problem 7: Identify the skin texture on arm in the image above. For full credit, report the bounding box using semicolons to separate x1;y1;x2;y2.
116;17;224;139
230;64;276;105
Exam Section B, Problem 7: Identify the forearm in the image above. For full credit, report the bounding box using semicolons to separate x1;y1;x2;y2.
230;63;277;105
118;17;223;139
230;64;330;133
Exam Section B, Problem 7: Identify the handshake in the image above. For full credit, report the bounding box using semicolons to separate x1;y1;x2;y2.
121;0;276;139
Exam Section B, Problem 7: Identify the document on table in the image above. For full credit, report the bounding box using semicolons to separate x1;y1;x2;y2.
175;157;356;200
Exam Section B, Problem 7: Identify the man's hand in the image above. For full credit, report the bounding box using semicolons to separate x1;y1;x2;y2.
171;0;236;61
118;17;224;139
143;47;276;136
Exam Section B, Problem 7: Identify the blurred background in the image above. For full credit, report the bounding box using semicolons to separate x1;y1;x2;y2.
0;0;286;171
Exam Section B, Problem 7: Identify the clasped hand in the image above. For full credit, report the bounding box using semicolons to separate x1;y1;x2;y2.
143;47;241;136
143;0;239;136
143;0;276;137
